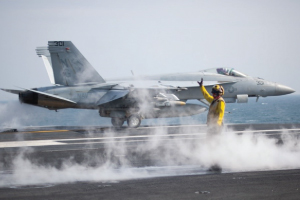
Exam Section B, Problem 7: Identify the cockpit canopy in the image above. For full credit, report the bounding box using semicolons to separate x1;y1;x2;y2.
202;68;247;77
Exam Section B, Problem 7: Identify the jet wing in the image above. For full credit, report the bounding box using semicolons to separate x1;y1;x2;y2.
198;99;210;106
116;80;236;90
97;89;129;105
203;81;237;86
18;87;77;104
157;81;236;88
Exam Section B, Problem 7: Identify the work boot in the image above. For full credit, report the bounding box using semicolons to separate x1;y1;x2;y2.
208;164;222;172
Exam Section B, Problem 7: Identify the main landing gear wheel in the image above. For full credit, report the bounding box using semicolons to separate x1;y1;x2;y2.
111;118;124;128
127;115;141;128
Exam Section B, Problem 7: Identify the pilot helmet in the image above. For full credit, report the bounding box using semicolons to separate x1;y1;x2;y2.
212;85;224;96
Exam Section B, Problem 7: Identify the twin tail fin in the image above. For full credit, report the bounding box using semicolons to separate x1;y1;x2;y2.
36;41;105;86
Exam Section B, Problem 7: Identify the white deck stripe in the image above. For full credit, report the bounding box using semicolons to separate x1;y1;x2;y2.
0;128;299;148
0;140;64;148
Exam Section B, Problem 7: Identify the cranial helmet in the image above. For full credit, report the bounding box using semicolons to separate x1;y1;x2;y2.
211;85;224;96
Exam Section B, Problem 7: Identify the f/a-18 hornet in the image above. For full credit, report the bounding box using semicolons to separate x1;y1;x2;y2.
1;41;295;128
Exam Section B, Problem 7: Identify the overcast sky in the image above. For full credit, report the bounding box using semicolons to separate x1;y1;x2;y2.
0;0;299;100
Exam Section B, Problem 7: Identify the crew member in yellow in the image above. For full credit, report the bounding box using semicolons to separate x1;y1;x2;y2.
198;78;225;172
197;78;225;135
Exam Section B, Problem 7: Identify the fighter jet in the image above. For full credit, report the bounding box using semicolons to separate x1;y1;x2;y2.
1;41;295;128
110;67;295;104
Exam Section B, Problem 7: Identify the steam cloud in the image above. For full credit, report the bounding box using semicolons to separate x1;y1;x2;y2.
0;101;111;128
0;100;299;187
0;126;300;187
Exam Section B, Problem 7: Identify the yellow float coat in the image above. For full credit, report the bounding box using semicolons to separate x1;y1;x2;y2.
200;85;225;126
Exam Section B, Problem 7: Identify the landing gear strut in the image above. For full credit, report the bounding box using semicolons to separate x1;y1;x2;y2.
127;114;141;128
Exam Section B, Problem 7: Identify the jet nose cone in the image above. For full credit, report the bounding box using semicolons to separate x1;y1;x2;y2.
275;83;295;95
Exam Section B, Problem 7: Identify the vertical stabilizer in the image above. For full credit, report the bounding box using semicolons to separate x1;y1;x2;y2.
36;47;55;84
36;41;105;86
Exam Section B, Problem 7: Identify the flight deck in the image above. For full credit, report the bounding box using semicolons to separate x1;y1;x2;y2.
0;124;300;200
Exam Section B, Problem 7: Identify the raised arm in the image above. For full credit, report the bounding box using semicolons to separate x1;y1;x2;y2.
198;78;213;103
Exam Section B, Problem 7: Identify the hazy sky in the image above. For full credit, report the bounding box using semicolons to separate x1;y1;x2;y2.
0;0;299;100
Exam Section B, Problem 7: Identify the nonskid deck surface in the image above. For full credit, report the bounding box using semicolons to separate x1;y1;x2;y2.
0;123;299;200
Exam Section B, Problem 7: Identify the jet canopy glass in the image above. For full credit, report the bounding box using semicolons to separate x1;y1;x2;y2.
203;68;247;77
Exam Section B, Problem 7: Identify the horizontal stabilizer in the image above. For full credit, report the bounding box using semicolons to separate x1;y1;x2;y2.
97;90;129;105
18;87;76;104
1;88;24;94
